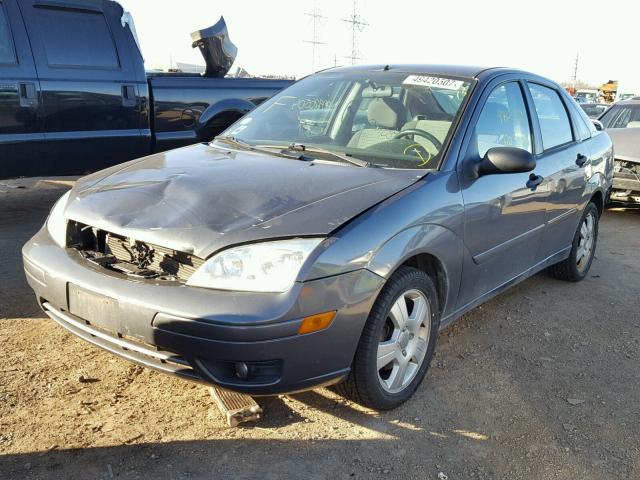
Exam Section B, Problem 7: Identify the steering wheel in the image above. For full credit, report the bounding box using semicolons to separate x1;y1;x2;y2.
393;129;443;152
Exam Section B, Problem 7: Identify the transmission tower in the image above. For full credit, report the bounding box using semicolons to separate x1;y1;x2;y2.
342;0;368;65
304;2;326;72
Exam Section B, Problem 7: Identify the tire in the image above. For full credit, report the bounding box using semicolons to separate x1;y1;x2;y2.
335;266;440;410
548;202;599;282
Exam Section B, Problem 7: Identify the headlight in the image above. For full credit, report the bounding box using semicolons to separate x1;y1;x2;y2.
186;238;323;292
47;191;71;248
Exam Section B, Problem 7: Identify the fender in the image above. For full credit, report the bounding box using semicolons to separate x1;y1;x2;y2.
365;224;464;319
196;98;256;141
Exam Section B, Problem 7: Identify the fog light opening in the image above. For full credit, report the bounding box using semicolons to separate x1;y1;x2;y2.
235;362;249;380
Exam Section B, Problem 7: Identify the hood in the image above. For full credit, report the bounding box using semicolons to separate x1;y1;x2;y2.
191;17;237;78
66;144;422;258
606;128;640;162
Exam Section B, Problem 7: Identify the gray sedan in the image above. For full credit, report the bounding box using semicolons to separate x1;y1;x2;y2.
23;65;613;409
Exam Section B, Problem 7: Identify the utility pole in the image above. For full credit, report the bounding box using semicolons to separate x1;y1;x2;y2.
572;52;579;89
342;0;368;65
304;1;326;73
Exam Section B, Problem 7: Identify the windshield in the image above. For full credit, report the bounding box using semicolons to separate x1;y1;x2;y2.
600;104;640;128
219;71;473;169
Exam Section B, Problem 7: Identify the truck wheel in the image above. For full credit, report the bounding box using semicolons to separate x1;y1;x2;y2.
335;266;440;410
548;202;599;282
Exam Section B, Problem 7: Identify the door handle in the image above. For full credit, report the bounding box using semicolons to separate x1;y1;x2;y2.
19;82;38;108
121;84;137;107
526;173;543;189
576;153;588;167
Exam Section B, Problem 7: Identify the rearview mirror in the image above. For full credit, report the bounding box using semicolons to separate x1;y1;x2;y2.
474;147;536;177
592;119;604;131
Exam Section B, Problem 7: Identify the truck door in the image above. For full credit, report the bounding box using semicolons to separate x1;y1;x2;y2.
17;0;148;176
0;0;43;179
456;79;549;308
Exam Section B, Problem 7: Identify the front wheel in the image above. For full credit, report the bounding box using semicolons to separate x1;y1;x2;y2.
335;266;440;410
548;202;599;282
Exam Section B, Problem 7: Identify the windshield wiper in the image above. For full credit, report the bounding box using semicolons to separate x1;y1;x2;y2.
213;136;304;160
285;143;371;168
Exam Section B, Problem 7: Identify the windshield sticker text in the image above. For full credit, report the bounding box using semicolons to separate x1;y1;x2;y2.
403;75;465;90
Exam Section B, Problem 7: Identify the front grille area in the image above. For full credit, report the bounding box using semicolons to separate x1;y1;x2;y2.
614;159;640;182
68;221;204;282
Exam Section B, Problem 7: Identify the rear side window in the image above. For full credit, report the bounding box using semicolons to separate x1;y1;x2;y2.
0;2;16;64
34;7;119;68
527;83;573;149
567;100;593;141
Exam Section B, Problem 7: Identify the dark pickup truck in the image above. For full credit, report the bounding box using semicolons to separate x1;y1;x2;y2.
0;0;291;178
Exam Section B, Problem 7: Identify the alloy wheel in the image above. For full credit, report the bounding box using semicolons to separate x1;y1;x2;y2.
377;289;431;393
576;212;595;272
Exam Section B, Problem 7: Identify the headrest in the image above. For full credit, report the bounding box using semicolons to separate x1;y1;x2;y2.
476;102;510;135
367;97;403;129
362;85;393;98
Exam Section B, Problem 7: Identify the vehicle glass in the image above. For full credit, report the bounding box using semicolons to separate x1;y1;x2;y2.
568;102;592;140
221;71;473;169
599;104;640;128
34;7;120;68
0;2;16;64
581;104;607;118
528;83;573;149
472;82;532;158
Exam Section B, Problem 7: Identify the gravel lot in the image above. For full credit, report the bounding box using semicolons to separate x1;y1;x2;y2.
1;180;639;480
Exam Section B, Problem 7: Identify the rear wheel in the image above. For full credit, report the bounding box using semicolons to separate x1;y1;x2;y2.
548;202;599;282
335;266;440;410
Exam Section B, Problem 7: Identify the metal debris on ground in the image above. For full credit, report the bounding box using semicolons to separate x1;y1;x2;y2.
210;387;262;427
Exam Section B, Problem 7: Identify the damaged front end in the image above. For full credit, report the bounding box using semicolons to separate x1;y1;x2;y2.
611;159;640;204
68;221;203;282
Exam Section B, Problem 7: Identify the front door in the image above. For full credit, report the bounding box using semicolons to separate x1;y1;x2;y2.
457;80;549;308
0;0;43;178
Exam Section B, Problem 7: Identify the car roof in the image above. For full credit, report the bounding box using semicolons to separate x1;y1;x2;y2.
323;64;528;79
614;98;640;105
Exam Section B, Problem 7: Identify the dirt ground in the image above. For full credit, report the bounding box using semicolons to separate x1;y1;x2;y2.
1;180;639;480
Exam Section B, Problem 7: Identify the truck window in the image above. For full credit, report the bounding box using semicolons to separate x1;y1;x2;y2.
0;2;16;64
33;7;119;69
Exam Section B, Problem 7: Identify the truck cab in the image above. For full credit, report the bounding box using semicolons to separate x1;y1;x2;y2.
0;0;291;179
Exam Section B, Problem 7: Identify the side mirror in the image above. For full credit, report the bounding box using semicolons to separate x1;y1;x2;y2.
473;147;536;177
592;119;604;131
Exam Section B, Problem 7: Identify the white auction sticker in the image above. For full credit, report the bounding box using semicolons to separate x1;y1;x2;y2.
403;75;465;90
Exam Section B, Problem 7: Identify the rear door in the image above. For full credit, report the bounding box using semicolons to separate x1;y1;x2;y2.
18;0;147;175
0;0;43;178
457;77;549;307
524;81;588;261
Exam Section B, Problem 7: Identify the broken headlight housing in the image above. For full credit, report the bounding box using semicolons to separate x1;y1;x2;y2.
47;191;71;248
186;238;323;293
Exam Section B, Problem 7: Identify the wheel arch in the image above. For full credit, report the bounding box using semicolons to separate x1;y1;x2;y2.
196;98;256;141
366;224;464;319
590;189;605;216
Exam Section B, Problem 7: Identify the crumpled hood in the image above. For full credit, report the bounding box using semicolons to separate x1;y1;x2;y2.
606;128;640;163
66;144;422;258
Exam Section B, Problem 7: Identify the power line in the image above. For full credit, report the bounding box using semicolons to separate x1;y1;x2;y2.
341;0;368;65
304;2;327;73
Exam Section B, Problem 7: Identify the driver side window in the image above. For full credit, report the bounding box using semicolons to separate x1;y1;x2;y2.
473;82;532;158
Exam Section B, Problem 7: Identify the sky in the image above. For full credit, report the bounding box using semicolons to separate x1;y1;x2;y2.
119;0;640;88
